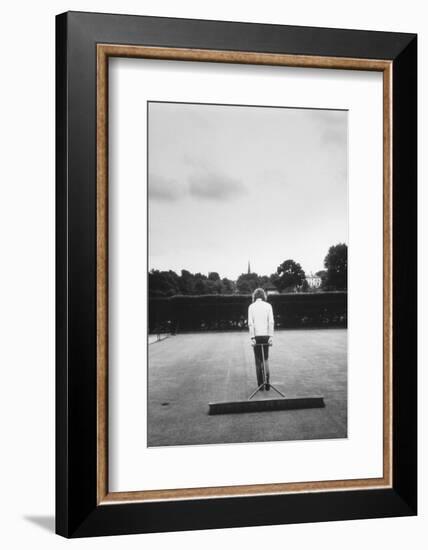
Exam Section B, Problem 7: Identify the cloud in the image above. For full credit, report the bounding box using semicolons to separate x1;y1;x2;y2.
182;153;204;169
149;173;182;201
321;126;347;147
316;111;348;147
188;172;247;201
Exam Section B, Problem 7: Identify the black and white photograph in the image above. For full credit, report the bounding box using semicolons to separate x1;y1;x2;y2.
147;101;348;447
0;0;420;545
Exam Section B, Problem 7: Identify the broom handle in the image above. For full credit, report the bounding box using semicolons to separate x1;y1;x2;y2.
261;344;266;384
261;341;272;384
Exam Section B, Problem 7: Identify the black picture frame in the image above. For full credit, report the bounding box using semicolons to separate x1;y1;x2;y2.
56;11;417;538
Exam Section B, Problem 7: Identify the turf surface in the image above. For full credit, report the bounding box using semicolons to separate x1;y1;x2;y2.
148;329;347;446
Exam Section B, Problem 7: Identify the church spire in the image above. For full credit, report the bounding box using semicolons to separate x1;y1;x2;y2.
247;260;251;274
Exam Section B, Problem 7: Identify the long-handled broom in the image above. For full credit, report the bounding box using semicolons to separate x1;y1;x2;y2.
208;342;325;415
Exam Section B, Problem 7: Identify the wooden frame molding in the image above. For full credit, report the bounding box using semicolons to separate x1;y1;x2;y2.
96;43;393;505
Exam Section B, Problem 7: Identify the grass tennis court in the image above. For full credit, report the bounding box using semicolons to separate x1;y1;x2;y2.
147;329;347;447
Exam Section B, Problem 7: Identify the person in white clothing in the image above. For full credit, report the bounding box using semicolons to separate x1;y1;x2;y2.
248;288;274;390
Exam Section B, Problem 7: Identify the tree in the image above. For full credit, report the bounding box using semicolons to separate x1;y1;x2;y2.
206;278;223;294
148;269;180;296
208;272;220;281
236;272;260;294
149;269;238;296
179;269;195;294
194;272;209;294
275;260;305;292
258;275;271;288
269;272;280;289
315;269;328;289
324;243;347;290
301;279;309;292
221;277;235;294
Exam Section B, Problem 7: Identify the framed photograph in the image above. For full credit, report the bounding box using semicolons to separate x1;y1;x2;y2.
56;11;417;537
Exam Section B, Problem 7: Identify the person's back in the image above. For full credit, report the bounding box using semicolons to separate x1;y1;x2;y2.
248;298;274;338
248;288;274;389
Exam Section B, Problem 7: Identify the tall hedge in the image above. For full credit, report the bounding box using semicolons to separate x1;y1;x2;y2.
149;292;347;333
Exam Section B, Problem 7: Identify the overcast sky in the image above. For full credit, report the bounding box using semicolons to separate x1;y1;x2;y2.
148;102;348;280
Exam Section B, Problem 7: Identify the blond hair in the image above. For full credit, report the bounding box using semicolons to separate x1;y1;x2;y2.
252;288;267;302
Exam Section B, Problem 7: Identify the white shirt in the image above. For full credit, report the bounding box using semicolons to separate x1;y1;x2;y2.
248;299;274;339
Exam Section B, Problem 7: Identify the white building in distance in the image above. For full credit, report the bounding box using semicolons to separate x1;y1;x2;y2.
305;272;322;289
